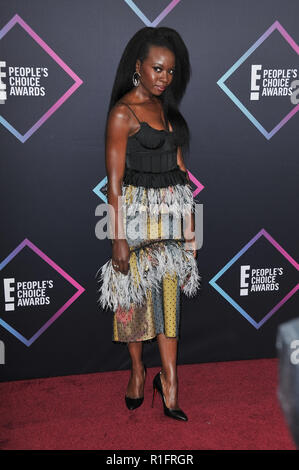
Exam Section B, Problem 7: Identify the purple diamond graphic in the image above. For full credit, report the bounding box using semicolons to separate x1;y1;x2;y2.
217;21;299;139
0;238;85;346
0;14;83;142
124;0;182;26
209;229;299;328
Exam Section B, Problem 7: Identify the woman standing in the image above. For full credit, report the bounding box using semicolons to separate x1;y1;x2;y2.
97;27;201;421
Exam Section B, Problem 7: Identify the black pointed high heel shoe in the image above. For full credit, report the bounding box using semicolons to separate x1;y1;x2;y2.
152;371;188;421
125;364;147;410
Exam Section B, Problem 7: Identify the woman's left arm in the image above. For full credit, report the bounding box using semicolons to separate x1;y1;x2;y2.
177;147;196;256
177;145;189;181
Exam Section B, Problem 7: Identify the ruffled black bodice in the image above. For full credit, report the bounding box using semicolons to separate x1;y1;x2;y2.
123;166;188;188
124;121;189;188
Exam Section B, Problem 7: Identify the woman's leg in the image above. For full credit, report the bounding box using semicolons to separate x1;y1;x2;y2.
156;334;179;409
126;341;145;398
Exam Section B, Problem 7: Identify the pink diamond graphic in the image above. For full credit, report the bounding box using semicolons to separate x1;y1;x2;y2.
187;170;204;198
124;0;182;26
0;238;85;346
0;14;83;142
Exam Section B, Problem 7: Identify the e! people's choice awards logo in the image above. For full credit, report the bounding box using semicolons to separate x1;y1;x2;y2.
209;229;299;329
0;14;83;142
0;239;85;346
239;266;283;295
217;21;299;139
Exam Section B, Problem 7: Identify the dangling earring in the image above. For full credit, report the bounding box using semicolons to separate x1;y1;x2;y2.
132;71;141;87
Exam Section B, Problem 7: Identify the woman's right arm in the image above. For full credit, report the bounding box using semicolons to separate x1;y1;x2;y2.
105;104;131;275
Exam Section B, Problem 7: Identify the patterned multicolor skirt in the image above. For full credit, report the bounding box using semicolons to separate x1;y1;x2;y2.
96;182;201;343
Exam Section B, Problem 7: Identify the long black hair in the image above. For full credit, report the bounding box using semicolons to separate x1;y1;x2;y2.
105;26;192;158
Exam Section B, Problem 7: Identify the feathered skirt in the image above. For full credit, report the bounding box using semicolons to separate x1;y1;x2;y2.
96;182;201;343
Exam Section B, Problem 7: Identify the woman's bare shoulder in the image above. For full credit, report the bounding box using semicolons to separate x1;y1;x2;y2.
108;93;140;129
108;100;130;124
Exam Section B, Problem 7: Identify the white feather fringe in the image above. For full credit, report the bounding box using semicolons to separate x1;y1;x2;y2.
124;184;195;217
96;241;201;311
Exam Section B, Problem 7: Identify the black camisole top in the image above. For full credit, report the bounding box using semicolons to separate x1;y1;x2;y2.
120;102;189;189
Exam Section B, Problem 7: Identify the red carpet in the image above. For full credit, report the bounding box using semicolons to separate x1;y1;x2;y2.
0;358;296;450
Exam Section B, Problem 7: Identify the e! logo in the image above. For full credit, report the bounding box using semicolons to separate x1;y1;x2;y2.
0;61;7;103
250;65;262;100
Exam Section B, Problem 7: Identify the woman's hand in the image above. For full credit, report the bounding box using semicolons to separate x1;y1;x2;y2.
112;239;130;275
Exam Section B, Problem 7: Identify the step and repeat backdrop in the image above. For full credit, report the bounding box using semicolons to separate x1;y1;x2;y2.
0;0;298;381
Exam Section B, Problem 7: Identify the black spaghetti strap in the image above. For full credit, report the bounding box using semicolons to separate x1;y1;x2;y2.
119;102;141;124
164;115;170;132
160;107;170;131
